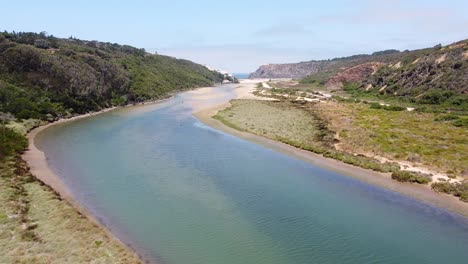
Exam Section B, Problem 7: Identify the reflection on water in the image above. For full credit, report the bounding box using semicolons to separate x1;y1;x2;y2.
37;84;468;264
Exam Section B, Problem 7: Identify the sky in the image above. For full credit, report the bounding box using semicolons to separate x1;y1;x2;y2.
1;0;467;73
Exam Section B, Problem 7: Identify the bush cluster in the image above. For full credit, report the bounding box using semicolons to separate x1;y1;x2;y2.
432;181;468;202
0;126;28;159
369;103;406;111
391;170;432;184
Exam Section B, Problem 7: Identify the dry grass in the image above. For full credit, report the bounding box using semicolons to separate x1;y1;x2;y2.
0;156;141;263
269;80;327;92
312;101;468;177
215;98;468;201
215;100;327;148
215;99;405;174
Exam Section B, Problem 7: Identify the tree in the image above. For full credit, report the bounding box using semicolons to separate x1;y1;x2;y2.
34;39;49;49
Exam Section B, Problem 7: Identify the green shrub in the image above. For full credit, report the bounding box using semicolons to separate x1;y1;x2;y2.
385;105;406;111
369;103;383;109
435;114;460;121
391;170;432;184
342;82;361;92
417;90;455;105
0;126;28;159
370;103;405;111
452;118;468;128
432;181;468;202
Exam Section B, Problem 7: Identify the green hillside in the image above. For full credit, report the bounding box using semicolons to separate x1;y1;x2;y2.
300;40;468;113
0;31;225;121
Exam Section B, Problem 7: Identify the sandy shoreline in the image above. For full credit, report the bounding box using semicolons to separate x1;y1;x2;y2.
193;81;468;218
21;95;182;263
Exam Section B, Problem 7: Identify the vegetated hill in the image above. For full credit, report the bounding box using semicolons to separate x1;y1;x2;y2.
248;49;401;79
362;40;468;100
325;62;384;90
0;31;229;121
319;40;468;111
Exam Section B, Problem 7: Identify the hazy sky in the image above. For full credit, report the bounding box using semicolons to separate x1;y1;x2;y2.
1;0;467;72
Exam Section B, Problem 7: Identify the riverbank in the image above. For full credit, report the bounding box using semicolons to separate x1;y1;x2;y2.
16;93;188;263
13;107;145;263
193;82;468;218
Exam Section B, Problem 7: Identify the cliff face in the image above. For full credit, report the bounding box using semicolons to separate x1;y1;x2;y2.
249;61;326;79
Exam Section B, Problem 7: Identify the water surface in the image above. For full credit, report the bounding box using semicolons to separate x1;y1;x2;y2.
37;84;468;264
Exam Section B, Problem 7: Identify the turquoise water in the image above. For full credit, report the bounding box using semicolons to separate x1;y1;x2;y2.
37;84;468;264
233;73;250;79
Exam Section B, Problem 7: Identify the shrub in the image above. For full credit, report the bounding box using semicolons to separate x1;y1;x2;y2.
34;39;49;49
370;103;405;111
432;181;468;202
435;114;460;121
417;90;455;105
369;103;383;109
452;118;468;128
385;105;406;111
391;170;432;184
0;126;28;159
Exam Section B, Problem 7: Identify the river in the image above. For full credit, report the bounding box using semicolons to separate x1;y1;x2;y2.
36;83;468;264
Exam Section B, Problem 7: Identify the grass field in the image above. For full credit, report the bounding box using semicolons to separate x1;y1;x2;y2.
312;101;468;177
214;100;330;149
215;99;467;194
0;154;140;263
247;78;468;200
215;100;408;176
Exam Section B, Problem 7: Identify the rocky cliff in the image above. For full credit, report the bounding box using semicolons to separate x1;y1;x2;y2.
249;50;401;79
249;61;326;79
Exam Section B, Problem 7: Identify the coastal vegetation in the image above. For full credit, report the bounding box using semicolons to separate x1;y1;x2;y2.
244;40;468;192
0;30;237;262
310;101;467;175
431;181;468;202
0;126;141;263
0;31;227;121
218;70;467;201
215;100;426;178
391;171;431;184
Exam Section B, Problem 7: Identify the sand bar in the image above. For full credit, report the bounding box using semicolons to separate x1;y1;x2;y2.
194;80;468;218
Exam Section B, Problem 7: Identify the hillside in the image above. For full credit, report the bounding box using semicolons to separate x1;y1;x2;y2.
361;40;467;102
0;31;236;262
236;41;468;200
250;40;468;112
0;31;229;121
249;49;401;79
320;40;468;112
